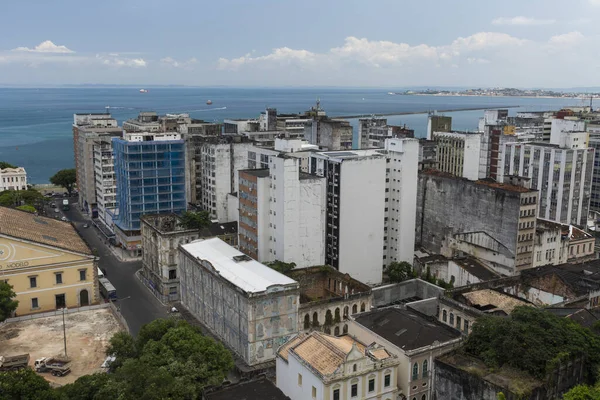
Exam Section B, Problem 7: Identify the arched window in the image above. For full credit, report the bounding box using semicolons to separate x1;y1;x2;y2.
324;326;331;334
257;345;264;358
257;323;264;338
335;307;341;322
422;360;428;378
442;309;447;322
449;312;455;326
313;312;319;327
304;314;310;329
421;395;427;400
360;302;366;312
343;324;348;334
334;326;340;336
344;306;349;318
352;304;358;314
412;363;419;380
325;309;333;326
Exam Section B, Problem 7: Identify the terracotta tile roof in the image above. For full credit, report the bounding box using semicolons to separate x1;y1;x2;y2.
279;332;392;377
0;207;91;255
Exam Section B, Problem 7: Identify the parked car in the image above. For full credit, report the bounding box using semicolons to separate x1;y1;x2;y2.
54;209;59;213
61;217;68;222
83;224;89;228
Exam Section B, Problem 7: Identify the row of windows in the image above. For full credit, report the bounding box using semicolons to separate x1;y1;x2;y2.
442;309;470;333
27;270;87;289
302;371;392;399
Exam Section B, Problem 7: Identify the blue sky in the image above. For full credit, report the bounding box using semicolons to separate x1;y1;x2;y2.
0;0;598;87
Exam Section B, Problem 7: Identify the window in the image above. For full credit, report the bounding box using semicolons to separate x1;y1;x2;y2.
423;360;429;378
456;316;462;330
412;362;419;380
351;384;358;397
353;364;357;372
449;312;454;326
31;298;39;309
442;309;447;322
55;273;63;285
297;373;302;386
168;269;177;280
384;374;391;387
79;269;87;281
464;320;469;332
29;276;37;288
333;389;340;400
312;386;316;398
368;378;375;392
422;395;427;400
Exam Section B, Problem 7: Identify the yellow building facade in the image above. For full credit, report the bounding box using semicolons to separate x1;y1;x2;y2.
0;207;99;316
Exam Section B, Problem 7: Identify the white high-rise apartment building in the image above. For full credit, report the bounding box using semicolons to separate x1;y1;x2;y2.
309;138;419;285
433;131;484;180
500;141;594;226
93;137;117;229
239;156;326;268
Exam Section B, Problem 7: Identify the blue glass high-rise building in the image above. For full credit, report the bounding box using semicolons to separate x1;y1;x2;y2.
111;132;187;255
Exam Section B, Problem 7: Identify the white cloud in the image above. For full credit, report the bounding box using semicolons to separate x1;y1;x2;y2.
218;32;527;71
13;40;74;53
160;57;198;69
467;57;491;64
589;0;600;5
491;16;555;26
97;54;147;67
548;31;585;46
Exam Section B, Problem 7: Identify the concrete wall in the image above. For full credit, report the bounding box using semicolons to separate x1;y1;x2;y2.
372;279;444;308
339;158;386;285
417;173;521;259
276;355;325;400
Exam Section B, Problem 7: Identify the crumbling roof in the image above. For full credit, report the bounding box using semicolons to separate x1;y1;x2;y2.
452;257;501;282
545;308;598;328
462;289;529;314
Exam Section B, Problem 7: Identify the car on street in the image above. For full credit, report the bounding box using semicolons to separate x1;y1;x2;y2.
50;203;55;207
83;224;89;228
54;208;59;213
61;217;68;222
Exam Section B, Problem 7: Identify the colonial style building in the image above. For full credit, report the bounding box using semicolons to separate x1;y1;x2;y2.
0;207;98;315
179;238;299;366
0;167;27;191
276;331;400;400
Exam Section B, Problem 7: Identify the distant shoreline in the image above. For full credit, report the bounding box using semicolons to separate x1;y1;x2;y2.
396;93;589;100
335;105;520;119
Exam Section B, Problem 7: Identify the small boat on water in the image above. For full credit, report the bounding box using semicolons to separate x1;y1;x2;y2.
206;99;213;105
139;89;148;93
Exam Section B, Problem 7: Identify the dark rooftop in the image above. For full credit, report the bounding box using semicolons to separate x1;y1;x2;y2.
452;256;501;282
204;377;289;400
545;308;598;328
557;261;600;282
205;221;237;237
240;169;270;178
522;266;600;296
354;307;461;351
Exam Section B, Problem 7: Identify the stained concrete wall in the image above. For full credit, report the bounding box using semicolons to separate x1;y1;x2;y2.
416;173;521;256
372;279;444;307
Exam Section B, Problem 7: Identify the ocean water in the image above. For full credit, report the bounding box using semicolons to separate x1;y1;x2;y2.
0;87;584;183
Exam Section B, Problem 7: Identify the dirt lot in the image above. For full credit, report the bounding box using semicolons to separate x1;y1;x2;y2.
0;308;123;385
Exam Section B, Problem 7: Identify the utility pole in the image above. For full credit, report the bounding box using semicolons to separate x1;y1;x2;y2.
62;308;67;357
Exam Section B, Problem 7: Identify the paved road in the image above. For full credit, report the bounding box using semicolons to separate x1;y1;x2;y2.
57;201;169;335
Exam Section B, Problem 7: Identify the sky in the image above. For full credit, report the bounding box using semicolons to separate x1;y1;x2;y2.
0;0;599;88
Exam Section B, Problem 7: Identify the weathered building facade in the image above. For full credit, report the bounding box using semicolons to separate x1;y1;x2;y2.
179;238;300;366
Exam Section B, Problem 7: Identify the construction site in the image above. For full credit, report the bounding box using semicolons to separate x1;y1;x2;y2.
0;307;123;385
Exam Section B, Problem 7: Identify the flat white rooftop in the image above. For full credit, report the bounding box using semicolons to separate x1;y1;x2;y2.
181;238;297;294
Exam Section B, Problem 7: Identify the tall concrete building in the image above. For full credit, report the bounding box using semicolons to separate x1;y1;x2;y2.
303;101;353;151
238;155;326;268
358;117;414;149
417;171;539;275
587;122;600;212
111;131;187;257
73;113;121;217
309;138;419;285
499;141;593;226
92;136;117;231
426;114;452;140
433;131;483;180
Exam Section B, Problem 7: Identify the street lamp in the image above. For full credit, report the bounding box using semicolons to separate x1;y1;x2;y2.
61;308;67;357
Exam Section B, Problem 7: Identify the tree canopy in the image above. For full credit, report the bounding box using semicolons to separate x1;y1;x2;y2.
0;281;18;322
16;204;37;213
0;161;17;169
563;384;600;400
0;189;44;208
265;260;296;274
0;368;60;400
464;306;600;380
386;261;416;283
179;211;211;230
49;169;76;195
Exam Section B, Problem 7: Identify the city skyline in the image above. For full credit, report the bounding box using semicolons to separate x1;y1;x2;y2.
1;0;599;87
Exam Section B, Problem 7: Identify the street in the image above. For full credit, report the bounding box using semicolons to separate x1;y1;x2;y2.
51;198;170;335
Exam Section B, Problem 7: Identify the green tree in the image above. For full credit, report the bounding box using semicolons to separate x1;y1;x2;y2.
104;331;137;370
386;261;414;283
49;169;76;195
57;373;112;400
0;281;18;321
0;161;17;169
0;368;58;400
179;211;211;230
16;205;36;213
265;260;296;274
563;384;600;400
464;306;600;380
